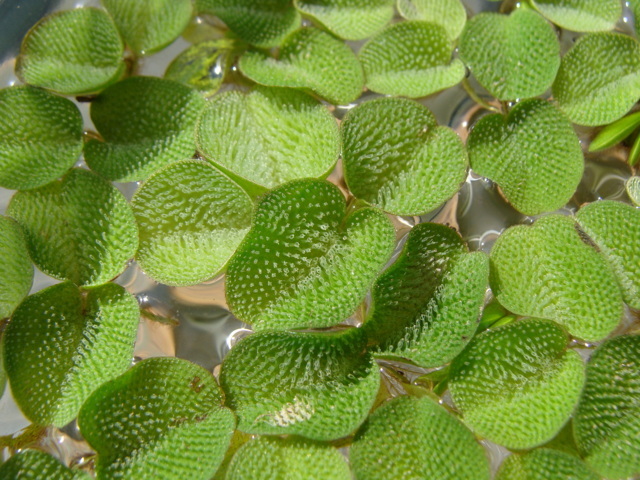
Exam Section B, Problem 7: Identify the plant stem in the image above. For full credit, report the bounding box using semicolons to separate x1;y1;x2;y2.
461;78;500;114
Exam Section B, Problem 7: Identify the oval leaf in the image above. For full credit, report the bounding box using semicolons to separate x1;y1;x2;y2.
341;97;468;216
78;357;235;480
358;21;465;98
0;216;33;319
459;9;560;101
467;99;583;215
131;160;253;286
226;179;395;331
495;449;599;480
626;176;640;206
552;32;640;126
219;328;380;441
3;282;139;427
196;86;340;193
350;395;490;480
397;0;467;40
449;318;585;449
239;27;364;105
531;0;621;32
490;215;624;341
0;85;82;190
0;450;90;480
16;7;125;95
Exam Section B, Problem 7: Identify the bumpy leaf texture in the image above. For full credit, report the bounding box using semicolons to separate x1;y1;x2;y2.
0;450;91;480
0;216;32;319
495;449;600;480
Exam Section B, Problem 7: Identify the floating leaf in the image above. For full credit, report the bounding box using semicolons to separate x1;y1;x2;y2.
226;179;395;331
0;85;82;190
15;8;125;95
84;76;205;182
490;215;624;341
495;449;599;480
552;33;640;126
589;111;640;152
350;395;490;480
631;0;640;37
531;0;621;32
341;97;467;216
103;0;193;56
239;27;364;105
196;0;300;48
226;437;351;480
459;9;560;101
576;200;640;309
364;223;489;367
0;216;32;319
358;21;465;98
294;0;394;40
78;357;235;480
449;318;585;449
0;450;90;480
3;282;139;427
7;168;138;287
196;86;340;194
467;99;583;215
219;328;380;441
573;335;640;479
397;0;467;40
627;176;640;206
131;160;253;286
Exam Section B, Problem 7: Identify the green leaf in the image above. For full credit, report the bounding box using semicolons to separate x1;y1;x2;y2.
219;328;380;441
15;7;125;95
626;176;640;206
226;437;351;480
552;32;640;126
576;200;640;309
358;21;465;98
226;179;395;331
196;86;340;193
85;76;206;182
573;334;640;479
0;85;83;190
3;282;139;427
0;450;90;480
490;215;624;341
196;0;300;48
350;395;490;480
631;0;640;37
103;0;193;56
78;357;235;480
449;318;585;449
294;0;394;40
7;168;138;287
397;0;467;40
341;97;468;216
630;133;640;166
467;99;583;215
0;216;33;319
531;0;621;32
364;223;489;367
131;160;253;286
589;111;640;152
238;27;364;105
459;9;560;101
495;449;600;480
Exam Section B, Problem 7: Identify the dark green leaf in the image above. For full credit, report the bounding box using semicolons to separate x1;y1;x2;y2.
0;216;32;319
589;111;640;152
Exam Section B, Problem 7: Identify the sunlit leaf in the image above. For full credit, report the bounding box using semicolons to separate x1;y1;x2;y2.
131;160;253;286
226;179;395;331
196;86;340;194
531;0;621;32
7;168;138;287
449;318;585;449
467;99;583;215
3;282;139;427
78;357;235;480
495;449;599;480
239;27;364;105
397;0;467;40
552;32;640;126
626;176;640;206
341;97;467;216
16;7;125;95
358;21;464;98
0;216;32;319
0;85;82;190
219;328;380;441
0;450;90;480
589;111;640;152
350;395;490;480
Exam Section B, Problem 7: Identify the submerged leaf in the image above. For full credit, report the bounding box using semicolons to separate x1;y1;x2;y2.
7;168;138;287
531;0;621;32
3;282;139;427
449;318;585;449
341;97;467;216
0;450;90;480
219;328;380;441
397;0;467;40
0;85;82;190
495;449;599;480
0;216;33;319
